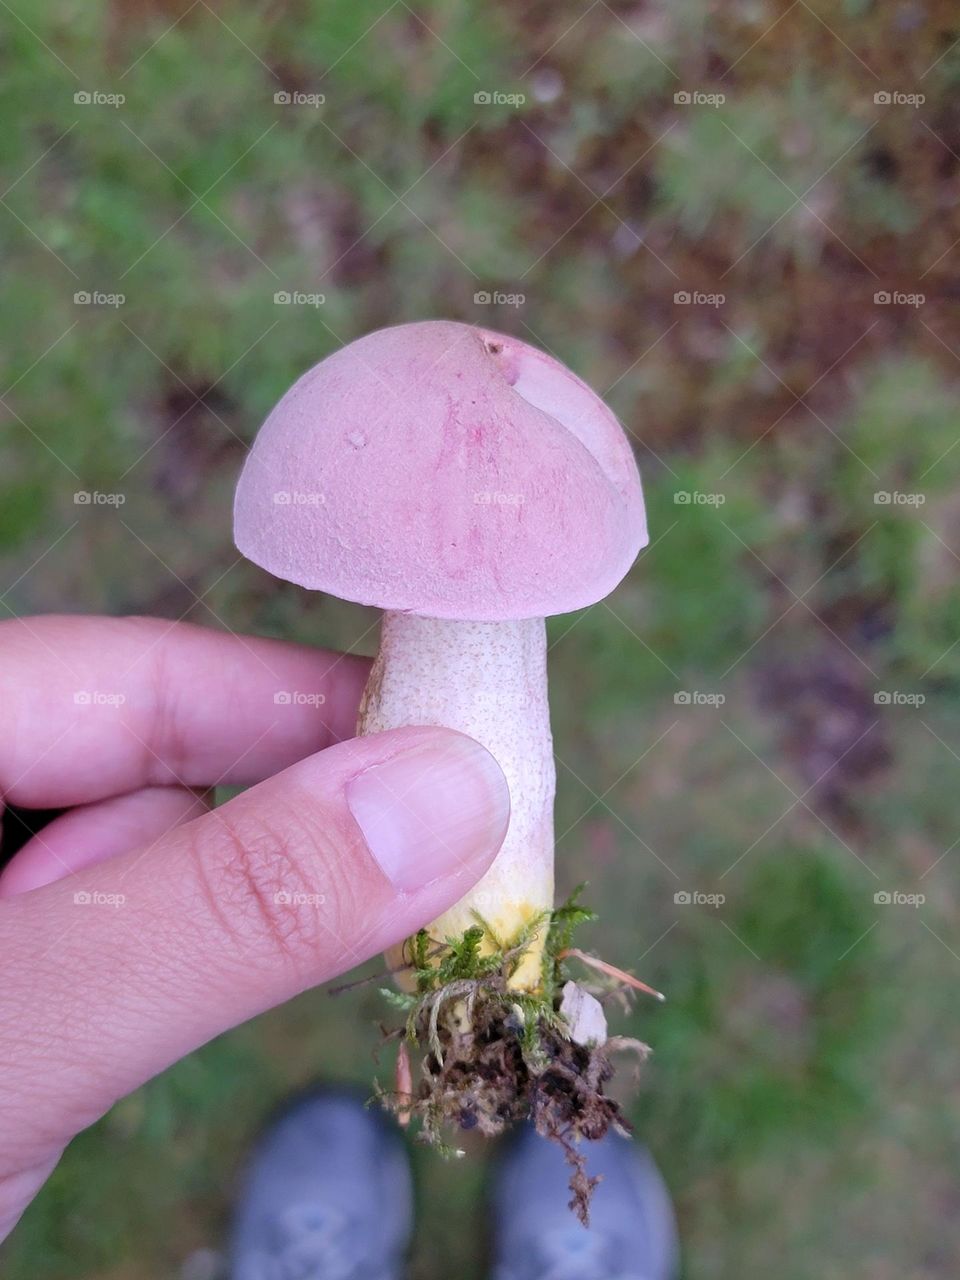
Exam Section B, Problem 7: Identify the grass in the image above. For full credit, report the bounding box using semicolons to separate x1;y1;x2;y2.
2;0;960;1276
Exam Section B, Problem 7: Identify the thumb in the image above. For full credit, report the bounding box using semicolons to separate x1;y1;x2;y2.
0;727;508;1230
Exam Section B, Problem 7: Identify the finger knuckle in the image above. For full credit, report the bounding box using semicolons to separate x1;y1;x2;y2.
189;805;354;974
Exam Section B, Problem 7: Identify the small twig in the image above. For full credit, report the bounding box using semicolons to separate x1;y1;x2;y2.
328;943;447;996
604;1034;652;1059
328;968;397;997
394;1041;413;1128
558;948;665;1002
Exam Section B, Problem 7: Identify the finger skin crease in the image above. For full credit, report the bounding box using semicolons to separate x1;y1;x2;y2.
184;804;356;982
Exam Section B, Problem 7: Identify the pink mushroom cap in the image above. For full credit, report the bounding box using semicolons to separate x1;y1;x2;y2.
233;320;647;621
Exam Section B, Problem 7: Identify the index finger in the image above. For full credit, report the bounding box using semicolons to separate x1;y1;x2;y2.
0;615;371;808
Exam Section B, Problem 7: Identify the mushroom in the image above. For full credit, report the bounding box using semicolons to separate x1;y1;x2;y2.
235;321;654;1218
233;320;647;993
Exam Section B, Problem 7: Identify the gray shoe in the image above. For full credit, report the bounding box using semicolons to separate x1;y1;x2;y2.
230;1088;413;1280
489;1127;678;1280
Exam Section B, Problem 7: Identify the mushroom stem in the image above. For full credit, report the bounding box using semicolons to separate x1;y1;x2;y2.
357;611;555;991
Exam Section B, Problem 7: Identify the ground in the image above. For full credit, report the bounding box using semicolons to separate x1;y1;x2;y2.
1;1;959;1276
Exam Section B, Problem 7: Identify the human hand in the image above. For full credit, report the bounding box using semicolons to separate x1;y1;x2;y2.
0;615;509;1239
